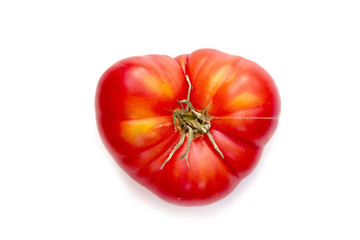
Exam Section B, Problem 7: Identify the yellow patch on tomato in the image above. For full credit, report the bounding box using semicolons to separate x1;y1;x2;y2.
230;92;265;109
119;117;170;148
123;96;158;119
144;76;175;100
205;66;230;97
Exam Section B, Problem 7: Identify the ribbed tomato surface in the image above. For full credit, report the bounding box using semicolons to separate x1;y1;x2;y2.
95;49;280;206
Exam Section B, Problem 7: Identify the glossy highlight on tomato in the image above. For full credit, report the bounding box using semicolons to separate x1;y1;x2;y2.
95;49;280;206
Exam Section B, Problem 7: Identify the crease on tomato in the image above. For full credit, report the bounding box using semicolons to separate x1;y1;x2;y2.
204;135;240;178
209;129;262;179
211;104;273;119
121;131;181;179
210;125;260;148
205;58;247;113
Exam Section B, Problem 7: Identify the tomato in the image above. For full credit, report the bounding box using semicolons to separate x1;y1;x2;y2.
95;49;280;206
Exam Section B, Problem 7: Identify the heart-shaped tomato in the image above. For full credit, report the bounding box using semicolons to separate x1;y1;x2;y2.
95;49;280;206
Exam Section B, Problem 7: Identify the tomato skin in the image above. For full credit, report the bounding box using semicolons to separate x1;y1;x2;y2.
95;49;280;206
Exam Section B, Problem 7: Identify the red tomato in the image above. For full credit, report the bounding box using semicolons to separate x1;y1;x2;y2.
95;49;280;206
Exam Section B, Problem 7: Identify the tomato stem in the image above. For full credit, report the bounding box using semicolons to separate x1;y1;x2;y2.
160;75;224;170
185;75;192;112
161;132;186;169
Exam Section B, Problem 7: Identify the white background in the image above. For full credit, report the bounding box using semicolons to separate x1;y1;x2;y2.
1;0;359;239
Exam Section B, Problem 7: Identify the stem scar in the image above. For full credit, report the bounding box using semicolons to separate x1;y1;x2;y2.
160;75;224;169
